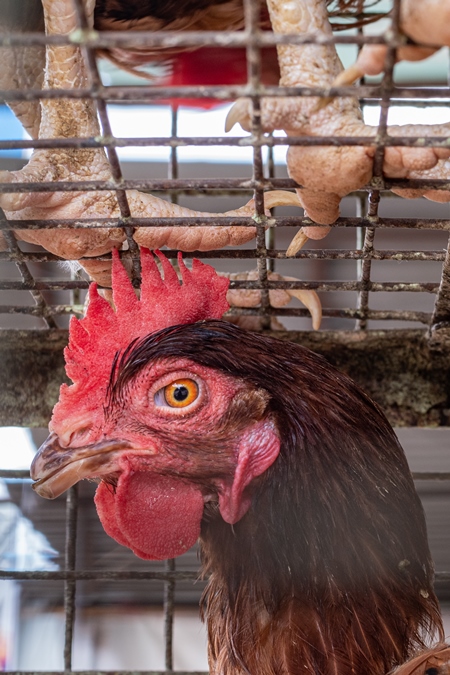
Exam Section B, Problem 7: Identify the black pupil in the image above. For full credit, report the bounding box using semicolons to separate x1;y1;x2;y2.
173;385;189;402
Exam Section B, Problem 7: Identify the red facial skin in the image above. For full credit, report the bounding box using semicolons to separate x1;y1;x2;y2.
32;357;280;560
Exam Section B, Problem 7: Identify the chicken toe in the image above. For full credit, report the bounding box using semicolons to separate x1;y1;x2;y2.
340;0;450;82
225;269;322;330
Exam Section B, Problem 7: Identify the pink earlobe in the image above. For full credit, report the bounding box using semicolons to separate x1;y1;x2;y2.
218;419;280;524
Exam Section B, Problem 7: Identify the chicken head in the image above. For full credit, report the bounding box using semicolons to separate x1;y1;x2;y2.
31;249;280;560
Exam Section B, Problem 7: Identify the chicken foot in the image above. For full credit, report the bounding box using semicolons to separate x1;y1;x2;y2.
225;269;322;330
338;0;450;83
0;0;299;283
226;0;450;254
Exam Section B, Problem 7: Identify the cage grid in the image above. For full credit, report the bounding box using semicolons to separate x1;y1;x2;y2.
0;0;450;672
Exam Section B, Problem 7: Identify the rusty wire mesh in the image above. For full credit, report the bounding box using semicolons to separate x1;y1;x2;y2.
0;0;449;330
0;0;449;672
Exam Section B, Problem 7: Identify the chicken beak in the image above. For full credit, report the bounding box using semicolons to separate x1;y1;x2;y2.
31;432;132;499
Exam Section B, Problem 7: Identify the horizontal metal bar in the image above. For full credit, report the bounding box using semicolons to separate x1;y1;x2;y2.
1;178;450;196
0;305;434;323
2;215;450;231
412;473;450;481
363;99;450;108
1;135;450;151
0;570;199;581
0;280;90;290
0;29;407;49
0;470;30;478
0;178;292;194
0;305;81;317
6;96;441;110
0;569;447;583
0;249;447;263
1;85;449;104
229;307;433;322
435;572;450;582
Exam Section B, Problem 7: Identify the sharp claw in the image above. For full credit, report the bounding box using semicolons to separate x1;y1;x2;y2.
286;229;310;257
332;64;365;88
225;268;321;330
287;288;322;330
225;99;251;132
264;190;300;210
313;64;364;112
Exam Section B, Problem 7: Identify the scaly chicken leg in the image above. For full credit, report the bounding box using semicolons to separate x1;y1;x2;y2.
0;0;45;252
0;0;299;282
226;0;450;254
0;0;45;139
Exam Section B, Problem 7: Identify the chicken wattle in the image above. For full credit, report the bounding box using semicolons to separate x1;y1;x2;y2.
95;468;205;559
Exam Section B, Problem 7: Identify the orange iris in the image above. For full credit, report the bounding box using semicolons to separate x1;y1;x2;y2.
164;379;199;408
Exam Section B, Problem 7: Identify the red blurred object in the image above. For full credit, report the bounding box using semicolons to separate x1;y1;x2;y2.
163;46;280;108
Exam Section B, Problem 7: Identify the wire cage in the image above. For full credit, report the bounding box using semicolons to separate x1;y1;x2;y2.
0;0;449;671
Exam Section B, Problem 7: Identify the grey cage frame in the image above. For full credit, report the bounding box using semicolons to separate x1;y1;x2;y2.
0;0;450;672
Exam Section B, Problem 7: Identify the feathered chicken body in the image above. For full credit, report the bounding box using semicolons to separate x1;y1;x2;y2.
31;251;443;675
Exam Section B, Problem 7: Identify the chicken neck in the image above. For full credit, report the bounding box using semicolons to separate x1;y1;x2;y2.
191;323;443;675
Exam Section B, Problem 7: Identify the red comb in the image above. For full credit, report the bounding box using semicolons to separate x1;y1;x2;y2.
50;249;229;431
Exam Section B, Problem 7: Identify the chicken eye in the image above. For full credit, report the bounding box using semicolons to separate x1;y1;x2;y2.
163;379;199;408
